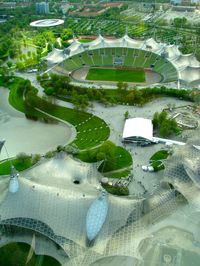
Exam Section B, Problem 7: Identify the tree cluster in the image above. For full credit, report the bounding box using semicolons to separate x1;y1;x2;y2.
152;111;180;138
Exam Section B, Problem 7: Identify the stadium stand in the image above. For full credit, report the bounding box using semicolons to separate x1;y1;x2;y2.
61;47;178;82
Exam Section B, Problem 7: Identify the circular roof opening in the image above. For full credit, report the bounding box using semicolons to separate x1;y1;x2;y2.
73;180;80;185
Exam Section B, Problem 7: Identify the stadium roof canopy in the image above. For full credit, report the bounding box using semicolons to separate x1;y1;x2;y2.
0;155;141;265
45;34;200;86
122;118;153;143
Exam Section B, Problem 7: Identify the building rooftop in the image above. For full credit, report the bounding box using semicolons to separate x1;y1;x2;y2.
122;117;153;142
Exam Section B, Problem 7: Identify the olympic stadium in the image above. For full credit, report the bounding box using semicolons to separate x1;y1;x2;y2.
45;34;200;87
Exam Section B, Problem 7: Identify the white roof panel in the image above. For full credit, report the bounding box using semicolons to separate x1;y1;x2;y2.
122;117;153;141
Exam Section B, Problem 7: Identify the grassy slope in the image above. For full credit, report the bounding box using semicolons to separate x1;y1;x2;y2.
0;76;132;182
76;145;132;173
2;77;110;150
150;150;169;161
149;150;169;172
34;98;110;149
0;157;32;175
78;39;93;43
86;68;145;82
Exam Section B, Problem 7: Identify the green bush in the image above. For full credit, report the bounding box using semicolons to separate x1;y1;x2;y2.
153;111;181;137
102;183;129;196
76;141;132;173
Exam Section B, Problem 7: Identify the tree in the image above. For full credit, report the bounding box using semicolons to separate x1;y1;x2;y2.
152;112;159;128
123;82;128;90
47;42;53;53
153;111;180;137
173;17;187;28
96;151;106;161
124;111;129;120
16;152;30;164
61;28;73;41
7;61;13;68
32;154;41;165
117;81;123;91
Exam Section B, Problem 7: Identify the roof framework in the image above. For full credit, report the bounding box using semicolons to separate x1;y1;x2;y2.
1;140;200;265
46;34;200;86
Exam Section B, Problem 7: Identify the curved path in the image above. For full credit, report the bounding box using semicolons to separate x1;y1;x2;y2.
0;88;73;160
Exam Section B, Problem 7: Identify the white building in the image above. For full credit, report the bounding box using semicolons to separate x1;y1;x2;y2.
122;118;154;145
36;2;49;14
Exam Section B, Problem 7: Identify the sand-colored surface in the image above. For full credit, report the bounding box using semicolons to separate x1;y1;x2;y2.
0;88;73;160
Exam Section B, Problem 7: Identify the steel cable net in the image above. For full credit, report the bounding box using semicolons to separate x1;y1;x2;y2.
1;139;200;266
0;155;146;265
164;133;200;203
47;35;200;85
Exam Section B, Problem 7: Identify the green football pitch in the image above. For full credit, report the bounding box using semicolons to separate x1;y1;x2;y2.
86;68;146;83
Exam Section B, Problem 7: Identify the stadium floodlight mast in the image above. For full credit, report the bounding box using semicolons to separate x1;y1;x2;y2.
174;35;180;46
125;26;128;36
153;24;157;41
0;140;5;154
98;28;102;38
0;140;11;166
0;139;19;193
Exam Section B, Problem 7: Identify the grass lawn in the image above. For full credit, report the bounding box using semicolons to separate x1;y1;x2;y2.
0;242;60;266
76;143;132;173
151;161;165;172
149;150;170;172
9;80;26;113
0;77;25;113
99;146;132;173
35;99;110;150
78;39;93;43
0;157;32;175
150;150;169;162
101;183;129;196
86;67;146;83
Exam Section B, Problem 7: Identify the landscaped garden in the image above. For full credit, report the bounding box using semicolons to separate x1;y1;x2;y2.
0;76;133;192
76;140;132;174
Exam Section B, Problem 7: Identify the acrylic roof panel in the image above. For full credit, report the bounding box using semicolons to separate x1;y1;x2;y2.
165;45;181;59
86;193;108;241
45;34;200;85
125;36;145;49
145;38;163;53
103;37;125;47
174;54;200;69
184;158;200;188
179;67;200;83
9;177;19;193
122;118;153;141
69;42;85;56
45;49;65;64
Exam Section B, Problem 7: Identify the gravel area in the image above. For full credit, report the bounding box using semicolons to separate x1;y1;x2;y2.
0;88;73;160
89;97;191;196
